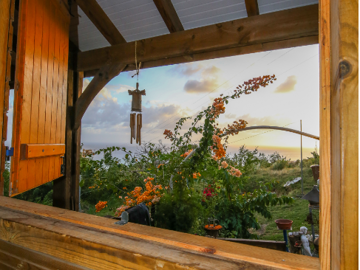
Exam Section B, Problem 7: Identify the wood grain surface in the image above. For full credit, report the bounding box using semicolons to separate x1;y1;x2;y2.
0;196;320;270
0;0;12;196
10;0;70;196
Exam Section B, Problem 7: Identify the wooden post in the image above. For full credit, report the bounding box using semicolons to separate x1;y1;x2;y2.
320;0;358;269
0;0;14;196
53;69;82;210
53;1;82;210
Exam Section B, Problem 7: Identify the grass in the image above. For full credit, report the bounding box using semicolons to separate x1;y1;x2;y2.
247;166;319;241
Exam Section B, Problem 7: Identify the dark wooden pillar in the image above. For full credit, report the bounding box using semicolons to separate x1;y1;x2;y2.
53;1;82;210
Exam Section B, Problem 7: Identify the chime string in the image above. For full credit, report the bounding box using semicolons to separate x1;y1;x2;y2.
133;41;142;82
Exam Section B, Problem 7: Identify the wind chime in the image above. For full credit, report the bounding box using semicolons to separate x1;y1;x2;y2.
129;41;146;145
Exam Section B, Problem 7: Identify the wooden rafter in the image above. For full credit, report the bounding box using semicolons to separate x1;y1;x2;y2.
77;4;318;73
74;0;126;45
153;0;184;32
245;0;259;17
73;62;126;131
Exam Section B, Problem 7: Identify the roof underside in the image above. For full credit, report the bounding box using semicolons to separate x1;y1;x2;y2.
77;0;318;52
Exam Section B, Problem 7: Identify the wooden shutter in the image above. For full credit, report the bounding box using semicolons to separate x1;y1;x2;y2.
10;0;70;196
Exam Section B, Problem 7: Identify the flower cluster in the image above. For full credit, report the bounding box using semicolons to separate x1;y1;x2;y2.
193;172;201;179
203;184;217;199
224;119;248;135
204;224;222;230
229;166;242;177
115;177;163;216
221;161;228;169
218;161;242;177
95;201;107;212
163;129;174;140
233;75;276;97
211;135;226;160
209;97;225;120
180;149;193;158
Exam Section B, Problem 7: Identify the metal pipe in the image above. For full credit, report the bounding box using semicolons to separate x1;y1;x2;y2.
283;230;289;252
220;125;319;140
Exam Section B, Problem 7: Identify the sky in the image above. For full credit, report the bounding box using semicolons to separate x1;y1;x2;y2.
5;44;320;161
80;44;320;161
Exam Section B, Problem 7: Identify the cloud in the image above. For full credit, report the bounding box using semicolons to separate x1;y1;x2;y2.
202;66;220;77
168;63;202;77
183;78;218;93
106;84;135;93
274;75;297;93
183;65;221;94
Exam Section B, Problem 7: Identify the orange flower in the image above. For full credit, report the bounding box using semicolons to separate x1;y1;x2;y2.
95;201;107;212
221;161;228;169
180;149;193;158
157;164;164;169
123;187;127;190
204;224;222;230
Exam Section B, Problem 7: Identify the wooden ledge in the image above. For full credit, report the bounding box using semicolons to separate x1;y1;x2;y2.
0;197;320;269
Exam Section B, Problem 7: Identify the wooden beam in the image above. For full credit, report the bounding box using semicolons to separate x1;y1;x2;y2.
83;35;317;77
74;0;126;45
321;0;358;269
153;0;184;33
0;196;320;270
77;4;319;72
0;239;88;270
73;62;126;131
245;0;259;16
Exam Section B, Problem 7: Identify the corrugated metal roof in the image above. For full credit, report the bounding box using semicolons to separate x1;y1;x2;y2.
258;0;318;14
77;0;318;52
172;0;247;30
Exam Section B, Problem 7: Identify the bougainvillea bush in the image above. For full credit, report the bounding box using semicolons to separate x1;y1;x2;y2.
82;75;293;238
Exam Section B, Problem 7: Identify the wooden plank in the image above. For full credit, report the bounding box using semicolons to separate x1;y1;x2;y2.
0;197;320;270
245;0;259;17
37;0;50;188
77;4;319;72
73;63;126;130
85;35;318;77
44;0;56;190
153;0;184;33
0;239;89;270
219;239;286;251
20;144;65;160
29;0;44;189
319;0;331;269
74;0;126;45
12;0;36;195
49;0;61;183
0;0;12;196
328;0;358;269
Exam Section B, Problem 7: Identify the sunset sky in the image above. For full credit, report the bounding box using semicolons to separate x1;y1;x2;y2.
5;44;320;161
80;44;320;160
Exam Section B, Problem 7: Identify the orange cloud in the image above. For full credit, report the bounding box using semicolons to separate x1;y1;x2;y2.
274;75;297;93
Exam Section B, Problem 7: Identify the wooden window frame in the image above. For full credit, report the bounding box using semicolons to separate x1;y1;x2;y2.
0;0;357;269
